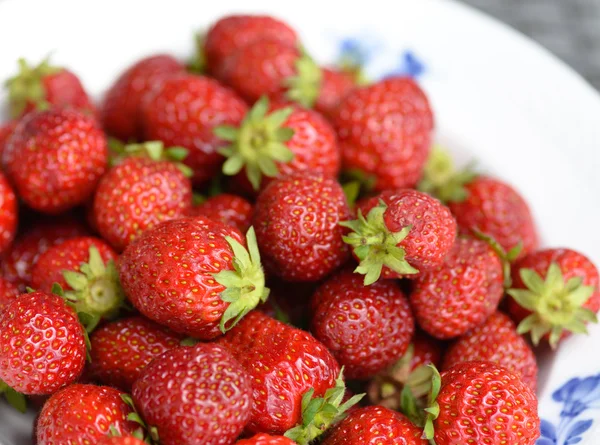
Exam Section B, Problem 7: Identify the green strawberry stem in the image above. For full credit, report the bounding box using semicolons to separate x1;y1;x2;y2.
472;231;522;288
213;227;270;333
339;200;418;285
284;49;323;108
0;380;27;413
215;96;295;190
111;140;193;177
422;365;442;441
121;394;159;444
508;262;598;348
188;32;206;74
284;368;364;445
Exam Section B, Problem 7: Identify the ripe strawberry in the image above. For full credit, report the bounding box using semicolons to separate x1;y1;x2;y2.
3;108;108;213
443;311;538;391
0;291;86;395
120;217;268;338
189;193;253;233
0;277;19;313
0;171;18;254
321;406;427;445
410;236;504;339
98;436;146;445
332;77;434;191
93;141;192;251
237;434;296;445
101;54;185;141
253;173;351;282
310;268;414;379
132;343;252;445
216;97;340;191
5;57;95;118
0;120;17;158
315;68;356;118
507;248;600;347
37;384;139;445
90;316;182;391
343;189;456;285
141;74;248;185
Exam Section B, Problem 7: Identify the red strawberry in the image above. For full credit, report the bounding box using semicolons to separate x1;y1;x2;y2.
310;268;414;379
132;343;252;445
507;248;600;347
216;97;340;192
332;77;434;191
93;141;192;251
120;217;268;338
205;15;298;76
141;74;248;185
0;120;17;159
0;277;19;313
89;316;182;391
253;173;351;282
189;193;253;233
0;291;86;395
410;236;504;339
37;384;139;445
101;54;185;141
343;189;456;285
322;406;427;445
237;434;296;445
315;68;356;118
443;311;538;391
0;171;18;254
5;57;96;118
98;436;146;445
3;108;108;213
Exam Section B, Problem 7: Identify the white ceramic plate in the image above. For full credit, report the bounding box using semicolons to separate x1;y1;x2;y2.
1;0;599;444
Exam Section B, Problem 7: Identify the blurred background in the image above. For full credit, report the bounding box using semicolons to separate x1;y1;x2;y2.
464;0;600;89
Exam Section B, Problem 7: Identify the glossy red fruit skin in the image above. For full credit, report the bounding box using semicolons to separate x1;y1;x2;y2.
90;316;182;391
310;269;415;379
142;74;248;185
0;172;18;254
31;236;117;292
218;311;340;434
411;237;504;339
101;54;185;141
333;77;434;191
93;157;192;251
98;436;146;445
449;176;538;258
0;291;86;395
120;216;243;339
322;406;427;445
315;68;356;119
37;384;139;445
205;15;298;76
3;108;108;213
189;193;253;233
0;120;17;159
132;343;252;445
236;434;296;445
434;362;540;445
253;174;351;282
443;312;538;391
0;276;20;313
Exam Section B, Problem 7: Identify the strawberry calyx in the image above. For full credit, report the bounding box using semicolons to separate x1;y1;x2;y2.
110;140;193;177
0;379;27;413
340;200;418;285
421;365;442;441
284;48;323;108
120;394;159;444
472;231;522;288
508;262;598;348
284;368;364;445
212;227;270;333
188;32;206;74
5;57;62;118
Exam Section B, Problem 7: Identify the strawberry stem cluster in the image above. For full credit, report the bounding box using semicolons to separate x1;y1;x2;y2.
284;50;322;108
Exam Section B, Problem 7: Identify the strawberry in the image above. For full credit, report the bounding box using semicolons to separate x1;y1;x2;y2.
189;193;253;233
120;217;268;338
253;173;351;282
332;77;434;191
237;434;296;445
0;120;17;159
0;291;86;395
5;57;96;118
408;332;444;371
443;311;538;391
204;15;298;76
93;141;193;251
141;74;248;185
310;268;414;379
216;97;340;191
507;248;600;347
342;189;456;285
101;54;185;141
315;68;356;118
410;236;504;339
98;436;146;445
36;383;139;445
321;406;427;445
3;108;108;214
0;171;18;254
0;277;19;313
132;343;252;445
89;316;182;391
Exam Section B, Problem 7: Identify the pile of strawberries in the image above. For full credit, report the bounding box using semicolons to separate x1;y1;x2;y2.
0;14;598;445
